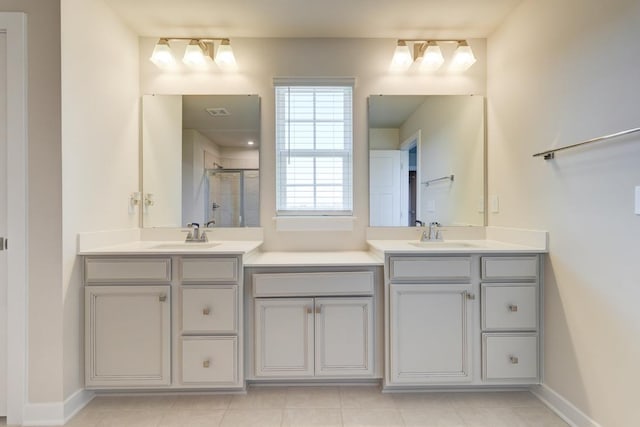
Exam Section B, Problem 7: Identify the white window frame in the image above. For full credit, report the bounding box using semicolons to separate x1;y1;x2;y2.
274;78;354;216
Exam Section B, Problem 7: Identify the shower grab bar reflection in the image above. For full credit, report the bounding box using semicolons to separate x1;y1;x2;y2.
533;127;640;160
422;174;454;186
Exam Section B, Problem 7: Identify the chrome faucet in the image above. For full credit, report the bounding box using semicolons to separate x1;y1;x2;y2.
420;221;443;242
185;223;208;242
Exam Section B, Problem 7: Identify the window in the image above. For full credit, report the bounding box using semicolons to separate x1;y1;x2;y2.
275;81;353;216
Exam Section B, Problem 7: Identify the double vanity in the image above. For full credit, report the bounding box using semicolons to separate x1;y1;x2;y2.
79;228;546;393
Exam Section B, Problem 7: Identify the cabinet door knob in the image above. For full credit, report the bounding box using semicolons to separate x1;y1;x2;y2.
466;292;476;300
306;306;313;314
203;359;210;368
509;355;519;364
203;307;211;316
508;304;518;312
315;306;322;314
159;295;167;302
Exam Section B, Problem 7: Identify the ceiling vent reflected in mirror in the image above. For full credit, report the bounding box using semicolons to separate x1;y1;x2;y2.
206;107;231;117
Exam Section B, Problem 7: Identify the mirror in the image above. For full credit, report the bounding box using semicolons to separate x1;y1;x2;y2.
142;94;260;228
368;95;485;227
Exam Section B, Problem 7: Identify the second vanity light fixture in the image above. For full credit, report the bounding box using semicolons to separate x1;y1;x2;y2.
391;39;476;72
150;37;238;70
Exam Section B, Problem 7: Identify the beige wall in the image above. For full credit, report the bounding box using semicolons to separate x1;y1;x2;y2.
369;128;400;150
488;0;640;425
61;0;139;399
140;37;487;250
0;0;63;404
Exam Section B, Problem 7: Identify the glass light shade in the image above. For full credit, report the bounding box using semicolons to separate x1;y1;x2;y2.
390;41;413;71
420;44;444;71
214;40;238;71
451;42;477;71
149;39;175;68
183;40;208;66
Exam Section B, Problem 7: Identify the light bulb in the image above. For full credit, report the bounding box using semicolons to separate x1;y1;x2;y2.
215;39;238;71
183;40;207;67
420;42;444;71
390;41;413;71
451;41;477;71
150;39;175;69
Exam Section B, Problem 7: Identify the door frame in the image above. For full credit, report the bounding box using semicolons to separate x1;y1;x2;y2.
400;130;421;223
0;12;28;426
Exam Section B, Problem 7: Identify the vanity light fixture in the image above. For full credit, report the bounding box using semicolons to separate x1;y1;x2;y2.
183;39;214;67
150;37;237;70
390;40;413;71
391;39;476;72
149;38;175;69
214;39;238;71
450;40;477;71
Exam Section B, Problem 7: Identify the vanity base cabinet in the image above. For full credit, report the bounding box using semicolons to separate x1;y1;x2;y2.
254;297;374;378
85;285;171;388
315;298;374;377
389;284;473;384
254;298;314;377
84;255;244;390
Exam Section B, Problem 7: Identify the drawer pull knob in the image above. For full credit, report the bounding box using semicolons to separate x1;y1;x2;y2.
159;295;167;302
203;359;210;368
203;307;211;316
306;306;312;314
466;292;476;300
509;356;519;364
315;306;322;314
508;304;518;312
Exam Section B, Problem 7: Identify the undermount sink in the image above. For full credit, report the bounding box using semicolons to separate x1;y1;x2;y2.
150;242;221;250
409;241;480;249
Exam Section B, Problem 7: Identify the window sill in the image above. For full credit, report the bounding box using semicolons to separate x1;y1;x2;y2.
274;216;357;232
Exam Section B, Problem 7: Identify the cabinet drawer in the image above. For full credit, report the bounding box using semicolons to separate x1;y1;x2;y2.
482;333;538;381
85;258;171;283
181;337;238;385
180;257;239;283
481;284;537;330
389;257;471;282
253;271;374;297
181;286;238;334
481;257;538;281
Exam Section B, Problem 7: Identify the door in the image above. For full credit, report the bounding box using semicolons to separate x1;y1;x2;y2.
254;298;314;377
315;297;373;376
85;286;171;388
390;284;473;384
0;30;7;416
369;150;408;226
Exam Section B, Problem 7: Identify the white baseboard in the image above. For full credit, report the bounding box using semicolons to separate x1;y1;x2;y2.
23;389;94;426
64;389;94;423
531;384;601;427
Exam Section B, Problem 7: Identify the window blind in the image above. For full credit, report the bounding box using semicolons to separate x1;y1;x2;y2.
275;84;353;215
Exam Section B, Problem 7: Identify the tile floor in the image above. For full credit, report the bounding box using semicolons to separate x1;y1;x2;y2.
2;386;569;426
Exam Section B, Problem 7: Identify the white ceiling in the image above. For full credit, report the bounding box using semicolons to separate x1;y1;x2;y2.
182;95;260;148
105;0;522;39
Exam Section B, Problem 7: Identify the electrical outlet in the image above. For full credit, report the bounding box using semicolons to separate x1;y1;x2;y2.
490;195;500;213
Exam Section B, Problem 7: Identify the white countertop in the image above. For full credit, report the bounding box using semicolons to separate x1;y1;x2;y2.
367;239;548;255
78;240;263;256
245;251;383;267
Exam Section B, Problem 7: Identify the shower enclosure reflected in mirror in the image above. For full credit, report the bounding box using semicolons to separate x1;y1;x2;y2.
207;169;259;227
142;94;260;228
